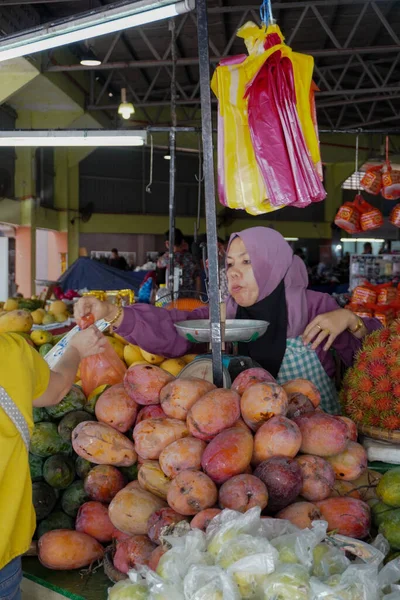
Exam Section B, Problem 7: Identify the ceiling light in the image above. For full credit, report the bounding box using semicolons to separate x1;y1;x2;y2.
118;88;135;120
0;130;147;147
80;58;102;67
284;237;299;241
335;244;342;251
164;155;171;160
340;238;385;243
0;0;195;63
109;92;113;97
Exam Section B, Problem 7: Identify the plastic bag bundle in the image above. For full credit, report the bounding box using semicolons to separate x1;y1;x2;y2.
211;22;325;215
270;520;327;570
206;507;263;558
184;565;241;600
156;529;212;583
310;564;380;600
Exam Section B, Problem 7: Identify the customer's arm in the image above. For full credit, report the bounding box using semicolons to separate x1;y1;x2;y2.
34;326;107;407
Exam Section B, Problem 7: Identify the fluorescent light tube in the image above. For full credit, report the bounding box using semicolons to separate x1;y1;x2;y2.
0;130;147;147
284;237;299;241
340;238;385;243
0;0;194;63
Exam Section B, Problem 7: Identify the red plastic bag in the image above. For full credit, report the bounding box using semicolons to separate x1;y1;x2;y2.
77;314;127;397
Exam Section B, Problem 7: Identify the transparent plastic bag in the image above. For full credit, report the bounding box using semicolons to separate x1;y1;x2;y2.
258;517;299;540
263;564;311;600
378;558;400;595
183;565;241;600
156;529;212;583
108;571;149;600
271;520;327;570
206;507;263;558
142;567;185;600
312;543;350;579
310;564;379;600
328;534;385;567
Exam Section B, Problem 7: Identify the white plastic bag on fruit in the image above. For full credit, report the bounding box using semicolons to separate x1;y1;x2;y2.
329;534;385;567
206;507;263;558
156;529;212;583
311;542;350;579
142;567;185;600
183;565;241;600
263;564;311;600
271;521;327;570
378;558;400;595
310;564;380;600
108;571;149;600
258;517;299;540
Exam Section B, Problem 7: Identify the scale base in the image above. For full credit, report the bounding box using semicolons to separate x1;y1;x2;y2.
178;355;261;388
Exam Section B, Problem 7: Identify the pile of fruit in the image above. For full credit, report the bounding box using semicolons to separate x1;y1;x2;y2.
29;347;391;583
341;321;400;431
0;298;70;332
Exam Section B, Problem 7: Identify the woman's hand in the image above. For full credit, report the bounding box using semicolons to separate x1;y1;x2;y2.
69;325;108;359
302;309;361;352
74;296;116;324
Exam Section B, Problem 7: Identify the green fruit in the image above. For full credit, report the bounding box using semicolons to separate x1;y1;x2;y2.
37;511;75;538
75;456;93;480
61;481;88;518
30;422;72;458
43;455;76;489
32;482;57;521
29;453;44;482
119;464;139;482
379;512;400;550
371;500;400;527
58;411;94;442
384;551;400;564
39;343;53;357
377;467;400;507
52;334;66;345
33;408;49;423
46;385;86;420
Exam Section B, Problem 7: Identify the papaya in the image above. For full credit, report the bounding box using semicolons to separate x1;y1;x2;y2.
379;512;400;550
75;456;93;480
30;423;72;458
43;455;76;489
37;511;75;538
32;482;57;520
46;385;86;419
33;408;49;423
61;481;89;517
58;411;95;442
377;467;400;507
29;453;44;482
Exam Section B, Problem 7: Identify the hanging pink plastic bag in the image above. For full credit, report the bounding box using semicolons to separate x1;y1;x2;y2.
78;314;127;397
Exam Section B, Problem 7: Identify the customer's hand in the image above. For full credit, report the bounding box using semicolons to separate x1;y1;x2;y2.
302;309;355;352
69;325;108;359
74;297;116;324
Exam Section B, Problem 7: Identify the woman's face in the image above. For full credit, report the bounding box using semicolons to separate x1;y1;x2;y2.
226;237;259;307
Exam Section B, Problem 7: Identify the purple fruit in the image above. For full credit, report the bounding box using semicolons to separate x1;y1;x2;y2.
254;456;303;513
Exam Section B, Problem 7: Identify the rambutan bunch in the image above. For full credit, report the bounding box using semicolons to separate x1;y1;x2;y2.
341;321;400;430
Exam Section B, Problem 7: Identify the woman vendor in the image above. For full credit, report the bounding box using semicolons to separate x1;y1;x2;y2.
74;227;380;413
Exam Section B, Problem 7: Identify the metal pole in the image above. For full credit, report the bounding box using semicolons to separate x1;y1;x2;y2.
168;18;177;293
196;0;223;388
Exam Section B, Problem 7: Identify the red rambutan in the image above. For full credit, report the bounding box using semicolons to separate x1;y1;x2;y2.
368;346;387;361
381;414;400;431
375;394;393;412
361;394;375;410
376;328;391;343
390;320;400;336
390;338;400;352
350;408;364;423
370;361;387;379
387;354;399;367
357;361;369;373
359;377;374;393
356;351;368;364
393;384;400;399
370;414;382;427
375;378;392;394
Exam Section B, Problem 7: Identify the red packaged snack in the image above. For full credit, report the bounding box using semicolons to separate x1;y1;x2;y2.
360;165;382;196
381;137;400;200
374;306;395;327
376;284;397;306
334;199;361;234
390;205;400;227
352;285;377;305
357;196;384;231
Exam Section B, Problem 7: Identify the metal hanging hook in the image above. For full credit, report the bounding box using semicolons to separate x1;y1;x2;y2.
146;134;154;194
355;134;361;194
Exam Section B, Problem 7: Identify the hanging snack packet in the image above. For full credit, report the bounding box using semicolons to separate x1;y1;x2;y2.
334;198;361;234
360;165;383;196
352;284;377;305
389;204;400;227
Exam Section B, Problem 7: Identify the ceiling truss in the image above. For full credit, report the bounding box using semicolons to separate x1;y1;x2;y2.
1;0;400;128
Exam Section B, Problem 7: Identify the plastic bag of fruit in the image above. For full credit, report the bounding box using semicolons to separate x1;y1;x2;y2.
206;507;263;558
156;529;212;584
108;571;149;600
78;313;127;397
183;565;240;600
263;564;311;600
271;520;327;570
378;558;400;596
310;563;380;600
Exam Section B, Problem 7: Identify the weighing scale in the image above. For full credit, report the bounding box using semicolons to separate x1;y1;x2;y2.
174;319;269;387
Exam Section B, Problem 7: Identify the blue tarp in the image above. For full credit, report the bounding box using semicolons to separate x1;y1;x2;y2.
58;257;147;293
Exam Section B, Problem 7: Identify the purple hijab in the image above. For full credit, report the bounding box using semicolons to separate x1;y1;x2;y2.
225;227;309;338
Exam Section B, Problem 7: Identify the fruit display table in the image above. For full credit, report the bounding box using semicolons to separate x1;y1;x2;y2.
23;558;109;600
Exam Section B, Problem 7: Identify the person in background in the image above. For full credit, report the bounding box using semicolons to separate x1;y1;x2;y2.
363;242;373;255
0;327;106;600
108;248;128;271
157;229;201;293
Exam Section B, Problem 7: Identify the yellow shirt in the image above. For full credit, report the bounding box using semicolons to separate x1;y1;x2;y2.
0;333;50;570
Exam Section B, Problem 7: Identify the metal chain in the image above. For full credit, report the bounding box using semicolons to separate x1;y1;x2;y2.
145;134;153;193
